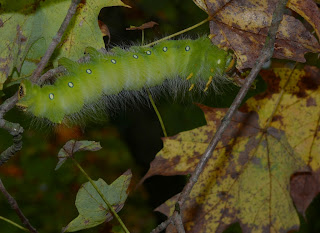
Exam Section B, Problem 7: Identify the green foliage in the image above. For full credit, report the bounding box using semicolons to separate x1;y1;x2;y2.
63;172;131;232
0;0;129;89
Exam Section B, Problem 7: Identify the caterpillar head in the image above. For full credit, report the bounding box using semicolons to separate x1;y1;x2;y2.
16;79;76;124
17;80;32;111
16;80;63;123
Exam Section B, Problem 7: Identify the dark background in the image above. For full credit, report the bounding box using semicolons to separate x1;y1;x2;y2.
0;0;319;232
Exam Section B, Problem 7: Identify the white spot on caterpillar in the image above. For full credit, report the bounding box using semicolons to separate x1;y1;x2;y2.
163;47;168;52
217;59;221;64
133;54;138;59
185;46;190;51
111;59;117;64
86;69;92;74
49;93;54;100
68;82;74;88
146;50;151;55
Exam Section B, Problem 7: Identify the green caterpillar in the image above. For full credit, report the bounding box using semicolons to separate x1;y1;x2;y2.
17;37;235;124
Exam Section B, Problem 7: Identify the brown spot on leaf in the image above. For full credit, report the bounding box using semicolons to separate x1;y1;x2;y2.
293;66;320;98
306;97;317;107
99;205;105;210
272;115;283;124
0;18;3;27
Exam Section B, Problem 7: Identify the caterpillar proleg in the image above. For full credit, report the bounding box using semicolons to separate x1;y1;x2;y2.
17;37;236;124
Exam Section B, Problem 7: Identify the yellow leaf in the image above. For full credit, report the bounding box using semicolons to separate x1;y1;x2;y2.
144;65;320;232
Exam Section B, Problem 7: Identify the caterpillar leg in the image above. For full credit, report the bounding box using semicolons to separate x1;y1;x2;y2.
187;73;195;91
188;84;195;91
203;76;213;92
186;73;193;80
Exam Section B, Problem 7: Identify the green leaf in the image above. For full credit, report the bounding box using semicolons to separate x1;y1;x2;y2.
55;140;101;170
0;0;131;89
63;170;132;232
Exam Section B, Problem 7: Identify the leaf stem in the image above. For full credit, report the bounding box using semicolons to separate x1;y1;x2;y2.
71;158;130;233
142;29;145;45
0;216;29;232
147;90;168;137
143;17;211;47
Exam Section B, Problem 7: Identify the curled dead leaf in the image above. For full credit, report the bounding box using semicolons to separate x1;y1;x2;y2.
126;21;158;31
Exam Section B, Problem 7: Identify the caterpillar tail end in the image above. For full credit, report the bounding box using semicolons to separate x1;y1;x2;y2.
203;76;213;92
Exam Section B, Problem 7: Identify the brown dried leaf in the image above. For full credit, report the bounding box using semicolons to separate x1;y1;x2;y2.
98;20;110;37
202;0;232;16
288;0;320;40
201;0;320;69
126;21;159;31
98;20;110;45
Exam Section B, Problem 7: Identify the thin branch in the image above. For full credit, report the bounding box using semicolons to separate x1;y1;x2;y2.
0;94;18;117
143;17;211;47
150;218;173;233
0;95;23;166
173;212;185;233
150;0;288;231
37;66;66;85
0;0;82;166
0;179;38;233
37;54;90;85
30;0;81;84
